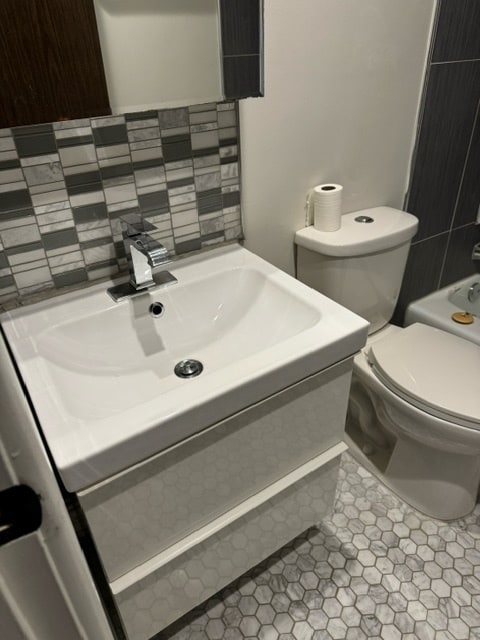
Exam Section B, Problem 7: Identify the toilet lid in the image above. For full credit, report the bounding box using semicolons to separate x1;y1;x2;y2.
368;323;480;430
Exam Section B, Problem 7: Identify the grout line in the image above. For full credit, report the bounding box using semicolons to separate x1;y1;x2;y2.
436;230;451;289
448;98;480;233
431;58;480;65
411;229;449;245
403;0;442;210
438;98;480;286
222;53;259;59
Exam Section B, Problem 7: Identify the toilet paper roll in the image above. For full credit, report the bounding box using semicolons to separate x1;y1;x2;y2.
313;184;343;231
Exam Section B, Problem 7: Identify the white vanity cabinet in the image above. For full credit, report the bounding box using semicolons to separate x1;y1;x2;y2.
1;243;369;639
78;359;352;640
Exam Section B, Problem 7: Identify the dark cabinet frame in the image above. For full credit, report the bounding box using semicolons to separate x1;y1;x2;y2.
0;0;110;127
0;0;263;129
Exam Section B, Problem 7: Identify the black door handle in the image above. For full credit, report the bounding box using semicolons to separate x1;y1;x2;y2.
0;485;42;547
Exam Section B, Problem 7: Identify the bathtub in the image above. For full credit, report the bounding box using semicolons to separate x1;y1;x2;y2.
405;275;480;346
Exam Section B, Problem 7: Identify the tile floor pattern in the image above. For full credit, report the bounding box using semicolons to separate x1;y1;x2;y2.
161;452;480;640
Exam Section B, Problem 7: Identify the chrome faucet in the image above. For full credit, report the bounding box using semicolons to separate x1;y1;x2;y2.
107;213;177;302
122;216;171;289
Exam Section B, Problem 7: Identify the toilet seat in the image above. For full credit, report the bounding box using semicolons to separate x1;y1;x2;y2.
368;323;480;430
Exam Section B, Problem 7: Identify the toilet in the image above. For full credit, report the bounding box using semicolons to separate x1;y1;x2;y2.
295;206;480;520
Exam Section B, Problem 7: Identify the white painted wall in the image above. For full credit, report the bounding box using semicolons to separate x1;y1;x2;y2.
240;0;436;275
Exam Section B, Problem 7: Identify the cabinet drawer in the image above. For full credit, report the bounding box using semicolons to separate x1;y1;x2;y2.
80;358;352;581
113;453;341;640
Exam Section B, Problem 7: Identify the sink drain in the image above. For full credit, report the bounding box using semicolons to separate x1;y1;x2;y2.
174;359;203;378
149;301;165;318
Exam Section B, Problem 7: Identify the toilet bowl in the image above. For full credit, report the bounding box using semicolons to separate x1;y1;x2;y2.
352;323;480;520
295;206;480;519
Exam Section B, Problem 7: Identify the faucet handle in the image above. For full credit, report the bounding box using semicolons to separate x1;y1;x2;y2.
133;236;170;267
473;242;480;262
120;212;156;237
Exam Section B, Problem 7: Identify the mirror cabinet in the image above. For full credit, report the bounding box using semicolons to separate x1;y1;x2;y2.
0;0;263;128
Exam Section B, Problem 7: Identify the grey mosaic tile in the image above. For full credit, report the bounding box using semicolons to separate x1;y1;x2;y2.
163;139;193;163
125;110;158;123
175;238;202;254
223;190;241;208
65;170;102;189
41;228;79;251
0;156;20;171
0;274;14;289
13;126;57;158
127;126;161;143
53;268;87;288
72;202;108;225
198;191;223;216
192;130;220;153
1;224;40;249
54;124;94;145
158;108;190;130
162;453;480;640
0;102;241;303
55;133;94;148
92;124;128;147
0;167;23;185
0;188;32;214
58;144;97;168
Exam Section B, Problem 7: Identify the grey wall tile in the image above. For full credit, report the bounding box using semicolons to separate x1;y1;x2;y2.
440;224;480;286
42;228;79;251
198;190;223;215
72;203;108;224
162;140;193;163
13;129;57;158
138;191;170;214
0;274;15;289
397;2;480;324
175;238;202;254
452;105;480;227
53;268;88;288
223;191;241;208
220;0;261;56
158;109;189;130
393;233;449;325
0;102;241;305
65;170;102;188
0;158;21;171
125;110;158;122
56;134;94;148
92;124;128;147
407;61;480;241
223;56;262;99
432;0;480;62
0;189;32;213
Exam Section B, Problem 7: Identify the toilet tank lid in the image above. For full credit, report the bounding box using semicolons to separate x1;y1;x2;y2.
295;206;418;257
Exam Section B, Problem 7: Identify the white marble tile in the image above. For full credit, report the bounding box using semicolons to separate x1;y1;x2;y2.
127;127;160;142
0;168;24;185
1;224;40;248
162;452;480;640
7;249;46;266
58;145;97;168
14;266;52;288
69;190;105;208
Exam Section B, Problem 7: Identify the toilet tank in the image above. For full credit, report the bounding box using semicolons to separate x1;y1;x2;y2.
295;207;418;334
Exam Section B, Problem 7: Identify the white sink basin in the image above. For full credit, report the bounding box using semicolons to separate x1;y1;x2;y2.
2;244;368;490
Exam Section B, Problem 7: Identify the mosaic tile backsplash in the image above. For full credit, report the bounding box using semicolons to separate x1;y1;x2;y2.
0;102;241;304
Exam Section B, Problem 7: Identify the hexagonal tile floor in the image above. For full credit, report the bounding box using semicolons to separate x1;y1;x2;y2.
160;453;480;640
